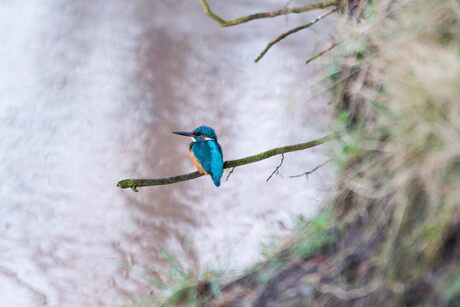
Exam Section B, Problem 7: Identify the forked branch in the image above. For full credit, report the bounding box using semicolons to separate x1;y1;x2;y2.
255;8;338;62
117;134;336;191
199;0;338;27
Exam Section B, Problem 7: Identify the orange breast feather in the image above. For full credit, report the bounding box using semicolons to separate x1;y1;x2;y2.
188;148;208;175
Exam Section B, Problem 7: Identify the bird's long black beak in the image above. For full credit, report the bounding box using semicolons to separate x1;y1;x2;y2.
172;131;194;137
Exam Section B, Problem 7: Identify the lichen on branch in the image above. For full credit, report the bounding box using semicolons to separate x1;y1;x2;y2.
200;0;338;27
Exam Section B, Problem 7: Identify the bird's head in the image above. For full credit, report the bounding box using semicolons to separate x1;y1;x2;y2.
172;125;218;142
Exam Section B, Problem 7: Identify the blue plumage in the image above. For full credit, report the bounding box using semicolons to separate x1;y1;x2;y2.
190;138;223;186
172;126;224;187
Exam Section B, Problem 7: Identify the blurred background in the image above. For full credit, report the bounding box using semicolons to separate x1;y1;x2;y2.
0;1;335;305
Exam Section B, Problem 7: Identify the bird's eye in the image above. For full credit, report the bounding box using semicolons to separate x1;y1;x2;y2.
194;132;201;136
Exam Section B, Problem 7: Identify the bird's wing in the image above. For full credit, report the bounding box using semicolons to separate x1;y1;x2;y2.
190;142;213;174
208;141;223;179
215;141;223;158
191;141;224;186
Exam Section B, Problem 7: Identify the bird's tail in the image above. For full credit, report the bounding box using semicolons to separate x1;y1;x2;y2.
211;173;221;187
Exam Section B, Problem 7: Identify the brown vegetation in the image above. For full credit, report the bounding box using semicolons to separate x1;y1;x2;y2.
206;0;460;305
139;0;460;305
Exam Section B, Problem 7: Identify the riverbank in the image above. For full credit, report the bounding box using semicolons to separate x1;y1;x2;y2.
144;0;460;305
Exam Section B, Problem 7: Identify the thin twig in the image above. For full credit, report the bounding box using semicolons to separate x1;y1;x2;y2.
266;153;285;182
255;8;337;62
199;0;337;27
117;134;336;191
303;274;381;300
283;0;294;9
289;160;331;179
306;41;341;64
225;167;235;181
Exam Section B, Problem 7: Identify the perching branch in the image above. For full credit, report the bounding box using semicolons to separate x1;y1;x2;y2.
117;134;336;191
199;0;338;27
255;8;338;63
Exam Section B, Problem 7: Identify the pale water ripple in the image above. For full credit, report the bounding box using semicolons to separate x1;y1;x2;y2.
0;1;334;305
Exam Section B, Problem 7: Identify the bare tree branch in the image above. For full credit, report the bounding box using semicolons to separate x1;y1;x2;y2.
289;160;331;179
199;0;338;27
225;167;235;181
306;41;340;64
117;134;336;191
266;153;285;182
255;8;338;63
303;274;381;300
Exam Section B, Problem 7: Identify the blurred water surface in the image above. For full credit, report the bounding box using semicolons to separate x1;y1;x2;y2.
0;1;334;305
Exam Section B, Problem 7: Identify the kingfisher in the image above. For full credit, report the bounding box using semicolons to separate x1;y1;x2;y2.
172;125;224;187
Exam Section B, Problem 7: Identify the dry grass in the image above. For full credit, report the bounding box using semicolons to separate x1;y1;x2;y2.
206;1;460;305
320;0;460;305
143;1;460;305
